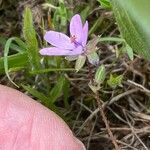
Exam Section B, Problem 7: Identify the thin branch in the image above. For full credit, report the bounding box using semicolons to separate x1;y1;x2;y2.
95;92;121;150
108;88;138;105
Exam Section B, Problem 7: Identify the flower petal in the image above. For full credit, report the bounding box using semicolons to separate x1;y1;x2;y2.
68;45;83;56
82;21;88;47
70;14;83;42
44;31;75;49
40;46;83;56
40;47;72;56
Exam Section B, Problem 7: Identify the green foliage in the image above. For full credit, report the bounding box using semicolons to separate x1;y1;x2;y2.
80;6;91;22
111;0;150;60
107;74;123;89
23;7;41;70
89;17;104;35
89;65;106;93
22;85;52;107
1;2;149;148
87;52;99;65
95;65;106;84
99;37;125;43
97;0;111;9
49;76;67;103
62;79;70;108
22;84;59;113
52;0;69;32
0;36;27;52
75;55;86;72
3;37;27;87
0;53;28;75
30;68;75;75
125;44;134;61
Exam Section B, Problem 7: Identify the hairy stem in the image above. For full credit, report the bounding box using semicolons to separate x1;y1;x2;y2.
87;62;120;150
95;92;120;150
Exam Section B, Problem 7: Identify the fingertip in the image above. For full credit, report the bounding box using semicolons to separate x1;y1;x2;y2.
75;138;86;150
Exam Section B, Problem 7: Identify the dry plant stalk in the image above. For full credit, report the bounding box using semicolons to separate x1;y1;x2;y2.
95;92;121;150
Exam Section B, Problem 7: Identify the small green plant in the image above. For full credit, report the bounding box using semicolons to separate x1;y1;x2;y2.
95;65;106;85
107;74;123;89
89;65;106;93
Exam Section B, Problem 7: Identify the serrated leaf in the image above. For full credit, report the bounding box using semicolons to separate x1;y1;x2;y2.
75;55;86;72
95;65;106;84
23;7;40;70
107;74;123;89
111;0;150;60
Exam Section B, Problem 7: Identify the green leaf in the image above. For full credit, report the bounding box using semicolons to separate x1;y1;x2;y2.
107;74;123;89
53;1;68;31
89;17;104;36
49;76;66;103
0;36;27;52
111;0;150;60
30;68;75;75
87;52;99;65
4;37;26;87
75;55;86;72
125;44;134;60
99;36;125;43
0;53;28;75
95;65;106;84
23;7;40;70
63;79;70;108
97;0;111;9
80;6;91;22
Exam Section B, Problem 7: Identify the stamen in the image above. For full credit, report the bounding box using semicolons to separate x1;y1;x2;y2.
70;35;77;43
70;35;85;51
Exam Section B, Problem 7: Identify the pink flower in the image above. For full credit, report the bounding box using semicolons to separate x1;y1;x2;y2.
40;14;88;56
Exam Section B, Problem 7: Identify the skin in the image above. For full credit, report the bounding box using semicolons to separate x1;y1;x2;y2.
0;85;85;150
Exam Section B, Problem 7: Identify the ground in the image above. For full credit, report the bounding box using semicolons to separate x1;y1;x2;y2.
0;0;150;149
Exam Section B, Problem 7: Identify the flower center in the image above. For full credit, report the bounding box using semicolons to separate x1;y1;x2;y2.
70;35;77;43
70;35;84;48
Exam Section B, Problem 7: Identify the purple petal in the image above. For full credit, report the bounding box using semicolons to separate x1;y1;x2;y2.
40;47;72;56
40;46;84;56
70;14;83;42
82;21;88;47
68;45;83;56
44;31;75;49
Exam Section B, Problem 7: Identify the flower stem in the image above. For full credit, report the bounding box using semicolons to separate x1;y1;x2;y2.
95;91;120;150
87;62;120;150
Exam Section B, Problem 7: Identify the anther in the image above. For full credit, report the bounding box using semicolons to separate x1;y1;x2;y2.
70;35;77;43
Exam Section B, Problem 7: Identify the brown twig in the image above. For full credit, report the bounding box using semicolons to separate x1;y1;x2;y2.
95;91;121;150
87;61;120;149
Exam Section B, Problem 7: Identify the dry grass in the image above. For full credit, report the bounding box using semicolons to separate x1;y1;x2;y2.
0;0;150;149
